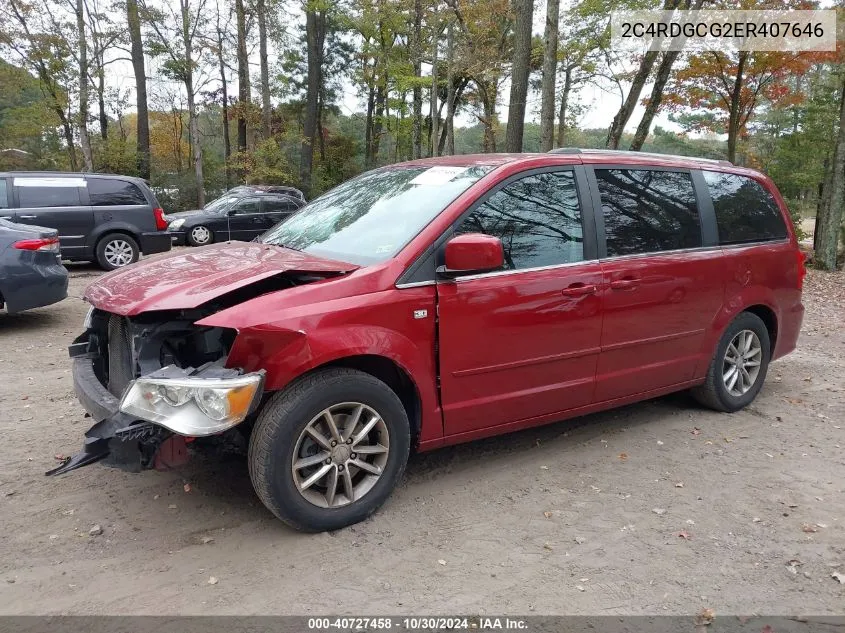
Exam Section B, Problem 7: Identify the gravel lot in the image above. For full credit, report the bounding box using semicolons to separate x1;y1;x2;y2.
1;255;843;615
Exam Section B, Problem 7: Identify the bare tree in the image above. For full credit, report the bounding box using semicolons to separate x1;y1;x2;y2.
75;0;93;170
257;0;271;139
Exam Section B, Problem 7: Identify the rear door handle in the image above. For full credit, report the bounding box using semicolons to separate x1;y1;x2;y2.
561;283;597;297
19;215;37;219
610;278;639;291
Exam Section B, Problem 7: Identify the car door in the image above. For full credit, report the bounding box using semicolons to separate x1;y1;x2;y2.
589;167;725;402
437;167;603;437
225;197;262;241
11;176;93;259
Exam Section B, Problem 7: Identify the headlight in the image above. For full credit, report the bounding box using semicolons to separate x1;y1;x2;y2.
168;219;185;230
119;369;264;436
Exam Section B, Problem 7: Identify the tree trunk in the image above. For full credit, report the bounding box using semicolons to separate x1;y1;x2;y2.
126;0;150;179
412;0;422;159
372;82;386;162
480;81;498;153
430;25;439;158
629;50;681;151
76;0;93;171
216;22;232;189
726;51;748;164
300;7;323;196
59;107;79;171
814;74;845;271
445;19;456;156
505;0;533;153
539;0;559;152
257;0;271;139
97;65;107;141
364;76;375;169
555;65;571;148
236;0;249;156
181;0;204;206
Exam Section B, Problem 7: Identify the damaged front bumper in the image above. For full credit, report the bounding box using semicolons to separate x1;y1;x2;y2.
47;329;264;477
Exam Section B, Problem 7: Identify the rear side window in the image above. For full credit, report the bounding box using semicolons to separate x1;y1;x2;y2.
263;198;298;213
231;198;260;214
0;180;8;209
455;170;584;270
15;178;83;208
703;171;787;245
595;169;701;257
88;178;148;206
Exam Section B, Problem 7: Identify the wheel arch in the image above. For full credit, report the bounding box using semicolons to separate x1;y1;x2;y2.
294;354;422;448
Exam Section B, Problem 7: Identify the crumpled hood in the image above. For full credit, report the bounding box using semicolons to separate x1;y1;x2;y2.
84;242;359;316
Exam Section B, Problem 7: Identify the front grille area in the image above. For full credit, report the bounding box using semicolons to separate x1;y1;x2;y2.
106;314;134;397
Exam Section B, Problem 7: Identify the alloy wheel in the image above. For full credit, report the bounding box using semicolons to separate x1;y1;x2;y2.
291;402;390;509
103;239;135;267
722;329;763;396
191;226;211;244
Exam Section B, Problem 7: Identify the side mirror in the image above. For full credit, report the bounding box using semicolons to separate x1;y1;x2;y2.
441;233;504;276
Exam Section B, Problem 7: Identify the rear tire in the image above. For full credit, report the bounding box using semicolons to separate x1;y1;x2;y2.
187;225;213;247
96;233;139;270
691;312;771;412
248;368;410;532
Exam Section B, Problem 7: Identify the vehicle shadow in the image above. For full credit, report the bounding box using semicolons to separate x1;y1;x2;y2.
0;308;65;333
179;391;699;527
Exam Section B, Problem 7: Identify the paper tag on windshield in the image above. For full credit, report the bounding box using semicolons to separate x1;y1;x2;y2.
410;166;468;186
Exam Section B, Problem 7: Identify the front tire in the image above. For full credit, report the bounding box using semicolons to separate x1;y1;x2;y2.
187;225;213;246
691;312;771;412
248;368;411;532
96;233;140;270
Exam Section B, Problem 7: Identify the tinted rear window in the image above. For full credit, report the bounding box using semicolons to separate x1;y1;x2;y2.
88;178;148;206
16;178;83;208
0;180;7;209
703;171;787;245
595;169;701;257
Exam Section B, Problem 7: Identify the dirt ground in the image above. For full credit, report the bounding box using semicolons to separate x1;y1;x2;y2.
0;255;843;616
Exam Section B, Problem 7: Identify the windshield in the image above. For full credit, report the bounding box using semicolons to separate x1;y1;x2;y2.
204;195;239;214
260;165;492;265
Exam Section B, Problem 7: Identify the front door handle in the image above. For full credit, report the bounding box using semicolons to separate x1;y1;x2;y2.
561;283;597;297
19;215;38;219
610;278;639;291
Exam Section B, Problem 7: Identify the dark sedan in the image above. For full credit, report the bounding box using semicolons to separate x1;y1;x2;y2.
0;219;68;313
166;193;304;246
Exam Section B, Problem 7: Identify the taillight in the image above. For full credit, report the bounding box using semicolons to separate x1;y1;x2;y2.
14;237;60;252
796;250;807;290
153;207;168;231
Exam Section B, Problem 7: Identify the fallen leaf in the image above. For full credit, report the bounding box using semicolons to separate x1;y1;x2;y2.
576;585;586;592
785;397;803;405
543;543;553;551
675;482;684;488
574;536;586;544
167;504;177;509
201;536;214;544
691;428;701;436
183;483;191;493
686;519;695;525
543;511;552;519
802;523;819;533
540;465;549;470
656;440;664;446
695;608;714;626
677;531;692;540
652;508;667;515
53;454;66;461
618;452;628;460
437;559;446;566
832;571;845;584
208;576;218;585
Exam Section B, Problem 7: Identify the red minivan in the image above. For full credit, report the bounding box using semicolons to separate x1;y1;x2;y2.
51;149;805;532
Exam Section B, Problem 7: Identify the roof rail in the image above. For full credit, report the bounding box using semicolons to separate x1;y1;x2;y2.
548;147;733;166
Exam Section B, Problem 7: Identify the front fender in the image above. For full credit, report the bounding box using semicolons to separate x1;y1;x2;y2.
202;285;442;444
